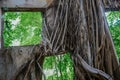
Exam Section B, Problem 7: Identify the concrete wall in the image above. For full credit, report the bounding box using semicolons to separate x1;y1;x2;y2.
0;0;53;8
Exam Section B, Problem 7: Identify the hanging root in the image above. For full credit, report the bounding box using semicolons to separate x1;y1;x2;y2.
43;0;120;80
71;53;113;80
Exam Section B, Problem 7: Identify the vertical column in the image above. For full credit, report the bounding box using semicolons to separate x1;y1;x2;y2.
0;8;2;49
0;8;4;49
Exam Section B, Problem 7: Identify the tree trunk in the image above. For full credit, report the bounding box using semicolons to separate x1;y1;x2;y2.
43;0;120;80
0;0;120;80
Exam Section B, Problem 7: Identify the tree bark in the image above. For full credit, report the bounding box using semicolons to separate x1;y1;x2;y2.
43;0;120;80
0;0;120;80
0;8;4;49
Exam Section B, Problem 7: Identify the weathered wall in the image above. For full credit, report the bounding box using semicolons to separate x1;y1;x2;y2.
0;9;2;49
0;0;53;49
0;0;53;8
0;45;40;80
0;0;119;10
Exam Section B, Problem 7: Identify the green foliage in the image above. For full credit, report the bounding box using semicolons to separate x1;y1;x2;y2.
4;12;42;47
43;53;73;80
106;11;120;60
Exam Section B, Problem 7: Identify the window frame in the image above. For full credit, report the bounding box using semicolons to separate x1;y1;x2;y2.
0;0;49;48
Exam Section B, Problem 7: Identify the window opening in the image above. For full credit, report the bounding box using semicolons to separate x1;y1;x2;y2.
3;12;43;47
43;53;74;80
106;11;120;61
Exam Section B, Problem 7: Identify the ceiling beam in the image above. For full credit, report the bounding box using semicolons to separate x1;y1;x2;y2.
0;0;53;12
0;0;120;12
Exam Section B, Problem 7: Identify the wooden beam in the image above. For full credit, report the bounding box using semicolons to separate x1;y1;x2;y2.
0;9;1;49
0;9;4;49
0;0;53;11
4;8;45;12
0;0;120;12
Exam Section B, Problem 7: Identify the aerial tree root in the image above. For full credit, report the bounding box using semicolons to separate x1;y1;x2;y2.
43;0;120;80
71;54;112;80
0;0;120;80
